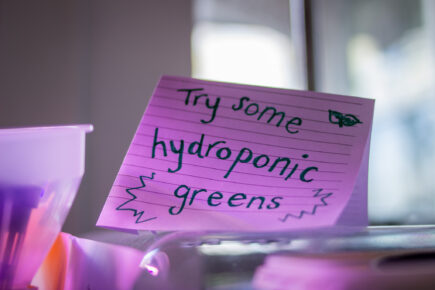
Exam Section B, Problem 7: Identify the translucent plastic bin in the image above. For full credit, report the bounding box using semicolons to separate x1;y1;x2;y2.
0;125;92;289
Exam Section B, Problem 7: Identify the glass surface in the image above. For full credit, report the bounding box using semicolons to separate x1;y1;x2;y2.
138;226;435;289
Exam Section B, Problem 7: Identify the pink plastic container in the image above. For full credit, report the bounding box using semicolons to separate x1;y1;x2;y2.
0;125;92;289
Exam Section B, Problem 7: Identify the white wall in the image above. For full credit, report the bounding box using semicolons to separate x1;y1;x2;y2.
0;0;192;234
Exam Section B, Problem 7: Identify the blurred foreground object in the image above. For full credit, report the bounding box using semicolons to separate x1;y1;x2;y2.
0;125;92;289
32;232;144;290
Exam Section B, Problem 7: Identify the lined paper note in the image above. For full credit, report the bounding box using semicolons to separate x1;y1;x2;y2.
97;76;374;231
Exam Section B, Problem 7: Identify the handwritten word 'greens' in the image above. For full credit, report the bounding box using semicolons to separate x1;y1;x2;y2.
169;183;283;215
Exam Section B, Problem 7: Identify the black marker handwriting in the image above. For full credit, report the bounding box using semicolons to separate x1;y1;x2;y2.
116;173;158;223
279;188;333;222
328;110;362;128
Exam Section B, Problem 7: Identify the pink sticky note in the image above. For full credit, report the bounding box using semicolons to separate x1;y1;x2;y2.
97;76;374;231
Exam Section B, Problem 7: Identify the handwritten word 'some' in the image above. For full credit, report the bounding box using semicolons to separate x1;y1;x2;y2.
97;76;374;231
179;88;303;134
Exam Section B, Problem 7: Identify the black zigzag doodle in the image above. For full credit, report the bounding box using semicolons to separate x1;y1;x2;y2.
116;172;158;223
279;188;333;222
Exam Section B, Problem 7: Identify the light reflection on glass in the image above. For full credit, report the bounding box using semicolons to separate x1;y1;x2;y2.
192;22;302;90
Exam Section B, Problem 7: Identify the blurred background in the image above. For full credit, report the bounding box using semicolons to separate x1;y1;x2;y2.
0;0;434;235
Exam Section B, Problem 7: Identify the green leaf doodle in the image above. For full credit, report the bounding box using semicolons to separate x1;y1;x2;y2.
328;110;362;128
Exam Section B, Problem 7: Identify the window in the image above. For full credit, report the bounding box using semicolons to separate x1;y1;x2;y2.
193;0;435;225
192;0;305;90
